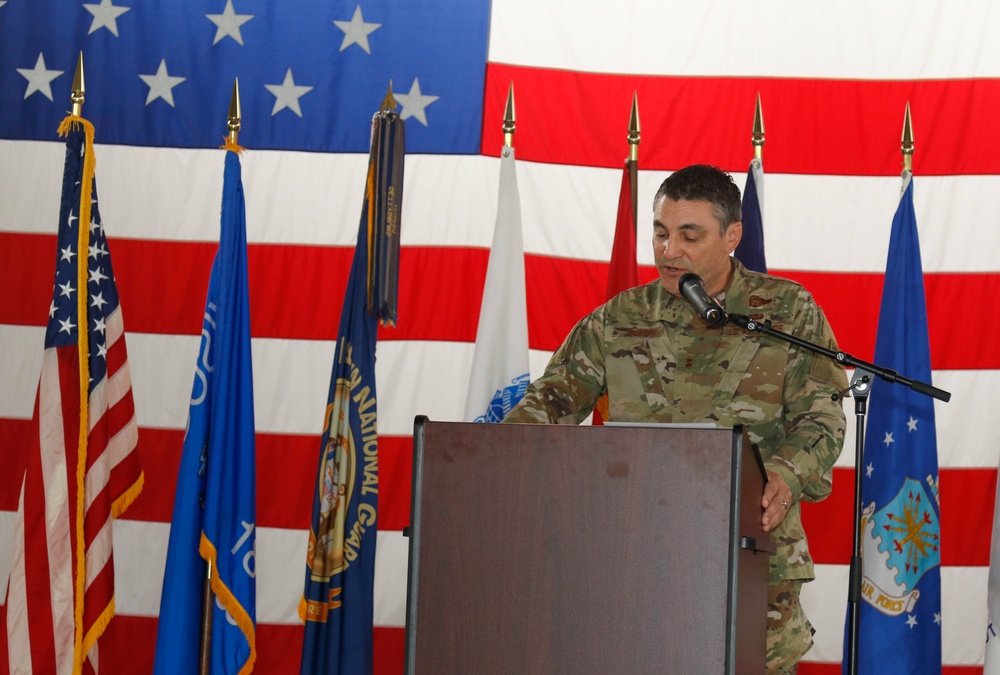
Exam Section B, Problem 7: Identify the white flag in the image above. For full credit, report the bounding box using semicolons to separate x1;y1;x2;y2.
464;146;530;422
986;467;1000;673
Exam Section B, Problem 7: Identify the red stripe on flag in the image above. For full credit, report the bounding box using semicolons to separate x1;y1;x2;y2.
0;417;991;566
4;233;1000;368
5;606;988;675
482;63;1000;176
801;467;995;566
0;609;408;675
0;422;415;533
798;663;982;675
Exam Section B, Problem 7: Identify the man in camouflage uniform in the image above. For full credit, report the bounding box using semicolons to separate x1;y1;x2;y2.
504;164;848;673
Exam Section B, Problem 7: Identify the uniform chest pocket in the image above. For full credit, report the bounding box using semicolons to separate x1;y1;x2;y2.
724;341;789;431
605;338;672;418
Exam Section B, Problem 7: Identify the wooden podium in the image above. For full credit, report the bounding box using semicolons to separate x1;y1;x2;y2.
404;419;773;674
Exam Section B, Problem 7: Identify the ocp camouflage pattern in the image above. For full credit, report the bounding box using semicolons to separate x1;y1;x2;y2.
504;259;848;583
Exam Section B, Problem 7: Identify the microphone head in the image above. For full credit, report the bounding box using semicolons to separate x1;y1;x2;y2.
677;272;725;325
678;272;702;293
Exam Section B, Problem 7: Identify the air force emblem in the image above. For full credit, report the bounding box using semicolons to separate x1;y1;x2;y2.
860;477;941;617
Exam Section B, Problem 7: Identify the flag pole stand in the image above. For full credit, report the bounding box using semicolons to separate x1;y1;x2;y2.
838;368;873;675
199;560;214;675
718;311;950;672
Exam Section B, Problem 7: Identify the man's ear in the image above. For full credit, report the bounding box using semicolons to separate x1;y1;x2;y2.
726;220;743;253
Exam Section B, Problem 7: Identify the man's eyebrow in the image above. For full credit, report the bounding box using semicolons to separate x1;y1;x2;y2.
652;221;707;231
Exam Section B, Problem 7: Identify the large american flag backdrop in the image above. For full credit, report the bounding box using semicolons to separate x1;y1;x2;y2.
1;1;998;672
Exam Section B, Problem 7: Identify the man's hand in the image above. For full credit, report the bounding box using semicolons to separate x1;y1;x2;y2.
762;470;792;533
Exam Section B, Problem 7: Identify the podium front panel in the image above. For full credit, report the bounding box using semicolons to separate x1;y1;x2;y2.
405;420;767;674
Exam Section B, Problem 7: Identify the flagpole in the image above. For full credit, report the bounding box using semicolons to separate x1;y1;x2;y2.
70;52;84;118
627;91;640;231
752;92;764;161
196;78;241;675
503;80;515;148
842;102;929;674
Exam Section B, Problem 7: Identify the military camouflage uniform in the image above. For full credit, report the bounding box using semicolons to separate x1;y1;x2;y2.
504;259;848;671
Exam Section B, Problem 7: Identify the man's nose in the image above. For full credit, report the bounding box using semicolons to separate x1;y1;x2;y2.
658;236;680;259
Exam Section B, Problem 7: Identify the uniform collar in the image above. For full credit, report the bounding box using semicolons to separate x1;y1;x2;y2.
649;258;750;326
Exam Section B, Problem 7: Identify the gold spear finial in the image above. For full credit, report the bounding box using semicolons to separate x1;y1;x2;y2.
901;101;914;172
71;52;85;117
502;81;516;147
752;92;765;161
627;91;640;162
226;78;241;147
380;81;397;114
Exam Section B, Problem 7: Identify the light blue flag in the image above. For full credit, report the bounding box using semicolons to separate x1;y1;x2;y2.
845;173;942;672
153;148;257;674
736;157;767;273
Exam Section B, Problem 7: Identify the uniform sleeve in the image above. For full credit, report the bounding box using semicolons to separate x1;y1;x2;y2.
764;293;849;503
503;309;607;425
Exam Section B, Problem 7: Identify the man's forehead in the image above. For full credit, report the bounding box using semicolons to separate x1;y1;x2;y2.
653;198;717;226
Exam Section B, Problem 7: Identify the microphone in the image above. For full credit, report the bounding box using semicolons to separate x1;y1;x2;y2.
678;273;726;325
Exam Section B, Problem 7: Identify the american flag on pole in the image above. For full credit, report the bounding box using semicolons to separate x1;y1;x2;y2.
3;2;1000;672
4;118;142;674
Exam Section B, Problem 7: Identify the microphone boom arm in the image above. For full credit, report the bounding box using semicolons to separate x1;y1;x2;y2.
725;313;951;403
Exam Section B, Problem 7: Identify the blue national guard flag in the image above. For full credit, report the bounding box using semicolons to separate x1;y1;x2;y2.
736;157;767;273
846;174;942;672
153;148;257;674
300;108;402;673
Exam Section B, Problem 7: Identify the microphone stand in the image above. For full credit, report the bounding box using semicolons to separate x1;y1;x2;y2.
723;312;950;675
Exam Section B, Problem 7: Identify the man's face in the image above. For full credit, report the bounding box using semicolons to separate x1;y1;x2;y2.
652;197;742;297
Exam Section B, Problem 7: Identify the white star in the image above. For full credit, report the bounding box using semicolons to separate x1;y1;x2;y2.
17;53;64;101
206;0;254;45
83;0;130;37
89;267;109;285
883;432;894;447
90;218;102;233
139;59;187;107
91;293;108;311
58;281;74;298
93;316;107;334
907;417;918;432
68;212;78;228
60;245;75;262
89;242;102;259
59;317;76;334
1;2;8;8
333;5;381;54
934;612;942;625
49;300;57;319
264;69;313;117
96;342;108;360
906;614;918;629
395;77;439;126
866;462;874;478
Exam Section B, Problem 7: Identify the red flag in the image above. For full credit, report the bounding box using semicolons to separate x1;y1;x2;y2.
594;161;640;425
5;118;142;674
